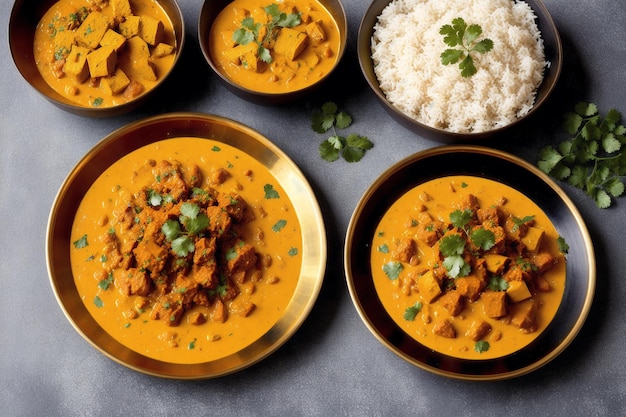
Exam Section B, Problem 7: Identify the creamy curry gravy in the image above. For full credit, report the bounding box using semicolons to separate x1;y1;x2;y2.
34;0;176;108
70;138;302;364
371;176;566;359
209;0;340;94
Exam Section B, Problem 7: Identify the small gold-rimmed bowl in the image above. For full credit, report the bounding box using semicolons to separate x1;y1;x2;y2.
198;0;347;105
9;0;185;117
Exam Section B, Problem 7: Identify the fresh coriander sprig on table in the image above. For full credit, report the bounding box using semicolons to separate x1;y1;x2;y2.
232;4;301;64
440;17;493;78
537;102;626;208
312;102;373;162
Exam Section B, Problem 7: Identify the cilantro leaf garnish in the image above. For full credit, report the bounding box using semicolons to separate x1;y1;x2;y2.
487;275;509;291
470;228;495;251
450;209;473;231
439;234;470;278
475;340;490;353
403;302;423;321
440;17;493;77
511;215;535;232
538;102;626;208
160;203;209;257
232;3;301;64
313;102;373;163
383;261;403;280
264;184;280;199
73;234;89;249
272;219;287;232
556;236;570;254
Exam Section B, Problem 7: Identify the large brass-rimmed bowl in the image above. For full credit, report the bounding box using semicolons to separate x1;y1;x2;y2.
47;113;327;378
345;146;595;380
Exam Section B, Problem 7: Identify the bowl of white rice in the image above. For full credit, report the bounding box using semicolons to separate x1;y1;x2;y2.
358;0;562;141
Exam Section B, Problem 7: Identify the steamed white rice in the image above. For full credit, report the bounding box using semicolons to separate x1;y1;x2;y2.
371;0;546;133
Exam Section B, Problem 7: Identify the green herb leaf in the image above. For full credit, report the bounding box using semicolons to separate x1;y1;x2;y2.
556;236;569;254
172;236;194;257
319;139;341;162
475;340;490;353
313;102;373;163
403;302;423;321
443;254;470;278
232;3;300;64
470;228;495;250
488;276;509;291
162;219;182;241
439;234;466;257
73;234;89;249
440;17;493;77
537;102;626;208
264;184;280;199
272;219;287;232
450;209;473;230
383;261;403;280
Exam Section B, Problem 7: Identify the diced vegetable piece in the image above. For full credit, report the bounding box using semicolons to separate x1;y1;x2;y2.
140;15;164;46
100;68;131;95
111;0;133;17
484;254;508;274
506;280;532;302
76;11;111;49
274;27;308;61
100;29;127;51
132;57;157;81
87;45;117;78
63;45;90;83
417;270;441;303
126;36;151;60
481;291;507;318
152;43;174;58
521;226;544;252
466;320;491;341
119;15;141;39
433;319;456;338
305;21;326;42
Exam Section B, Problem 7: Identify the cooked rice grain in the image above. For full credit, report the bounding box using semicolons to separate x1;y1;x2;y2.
371;0;546;133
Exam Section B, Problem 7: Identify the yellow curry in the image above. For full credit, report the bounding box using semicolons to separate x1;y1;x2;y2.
371;176;566;359
209;0;340;93
34;0;176;108
70;138;302;364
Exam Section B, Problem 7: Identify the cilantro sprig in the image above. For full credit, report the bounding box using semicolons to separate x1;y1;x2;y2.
438;209;496;278
440;17;493;78
313;102;373;162
161;202;209;257
538;102;626;208
232;4;301;64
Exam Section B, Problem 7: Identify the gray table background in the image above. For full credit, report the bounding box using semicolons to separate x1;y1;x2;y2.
2;0;624;415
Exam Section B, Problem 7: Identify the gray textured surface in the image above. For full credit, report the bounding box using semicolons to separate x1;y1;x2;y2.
1;0;624;415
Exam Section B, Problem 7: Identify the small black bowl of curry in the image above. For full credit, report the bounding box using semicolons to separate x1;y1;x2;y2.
198;0;347;105
9;0;185;117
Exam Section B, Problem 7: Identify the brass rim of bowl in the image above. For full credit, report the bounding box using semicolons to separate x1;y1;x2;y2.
9;0;186;117
198;0;348;100
357;0;563;140
46;112;327;378
344;145;596;380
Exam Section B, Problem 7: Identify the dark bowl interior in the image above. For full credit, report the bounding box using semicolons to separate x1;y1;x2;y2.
9;0;185;118
198;0;348;105
357;0;563;142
